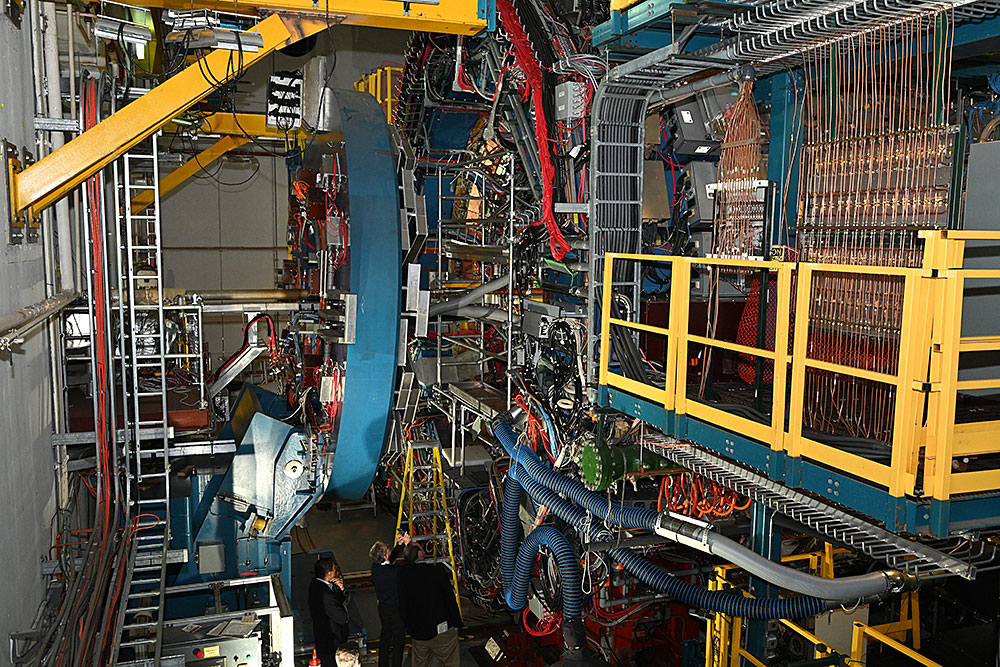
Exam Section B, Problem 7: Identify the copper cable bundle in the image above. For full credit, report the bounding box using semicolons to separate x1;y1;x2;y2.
712;80;766;260
797;8;955;443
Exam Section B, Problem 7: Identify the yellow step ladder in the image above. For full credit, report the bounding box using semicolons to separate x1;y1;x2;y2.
395;438;462;619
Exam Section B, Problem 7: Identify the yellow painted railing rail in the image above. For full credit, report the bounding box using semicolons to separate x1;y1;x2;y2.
600;231;1000;504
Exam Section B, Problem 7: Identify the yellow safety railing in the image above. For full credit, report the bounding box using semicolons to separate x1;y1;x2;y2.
851;621;940;666
353;65;403;124
599;229;1000;503
707;554;934;667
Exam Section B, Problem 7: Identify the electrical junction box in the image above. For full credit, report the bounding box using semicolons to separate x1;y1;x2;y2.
681;160;718;229
266;71;303;131
198;541;226;575
668;100;719;156
555;81;588;121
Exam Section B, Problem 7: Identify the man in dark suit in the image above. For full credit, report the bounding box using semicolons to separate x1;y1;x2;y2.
309;557;349;666
369;532;410;667
396;543;463;667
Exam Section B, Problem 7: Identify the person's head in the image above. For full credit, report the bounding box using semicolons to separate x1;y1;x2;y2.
335;642;361;667
314;556;337;581
369;541;390;564
403;543;424;563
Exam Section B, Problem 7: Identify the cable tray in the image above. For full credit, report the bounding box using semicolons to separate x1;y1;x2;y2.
641;433;977;580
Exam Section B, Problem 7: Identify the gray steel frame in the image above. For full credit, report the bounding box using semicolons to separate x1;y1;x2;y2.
586;49;738;380
642;433;992;580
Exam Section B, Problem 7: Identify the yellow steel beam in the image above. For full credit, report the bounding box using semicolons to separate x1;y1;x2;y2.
173;112;316;141
131;135;249;214
11;13;329;218
137;0;485;35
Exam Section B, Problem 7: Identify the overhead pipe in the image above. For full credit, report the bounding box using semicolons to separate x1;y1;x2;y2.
647;64;755;109
428;274;511;317
0;290;79;347
184;289;310;301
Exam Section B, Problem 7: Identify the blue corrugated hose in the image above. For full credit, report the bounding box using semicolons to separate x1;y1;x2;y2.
501;466;583;618
492;415;831;620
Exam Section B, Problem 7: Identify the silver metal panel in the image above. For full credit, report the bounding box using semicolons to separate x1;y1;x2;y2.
341;293;357;344
206;345;267;400
33;116;81;132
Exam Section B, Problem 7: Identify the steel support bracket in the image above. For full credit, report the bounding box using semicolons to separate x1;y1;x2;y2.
3;140;24;245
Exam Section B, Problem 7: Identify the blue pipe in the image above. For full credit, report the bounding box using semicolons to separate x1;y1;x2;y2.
501;466;523;592
507;526;582;619
501;466;582;619
493;416;831;620
495;418;659;530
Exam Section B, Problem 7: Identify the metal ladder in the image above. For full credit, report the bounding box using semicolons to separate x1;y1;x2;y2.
395;438;463;617
111;133;171;663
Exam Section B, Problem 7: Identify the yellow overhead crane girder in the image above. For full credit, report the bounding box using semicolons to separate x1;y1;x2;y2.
140;0;485;36
10;13;329;220
131;134;250;214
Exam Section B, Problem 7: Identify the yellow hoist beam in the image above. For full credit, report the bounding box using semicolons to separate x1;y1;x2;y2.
131;134;249;214
138;0;485;35
9;13;329;219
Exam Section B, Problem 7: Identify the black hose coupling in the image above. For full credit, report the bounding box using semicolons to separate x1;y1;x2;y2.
882;569;920;593
735;64;756;82
491;406;524;431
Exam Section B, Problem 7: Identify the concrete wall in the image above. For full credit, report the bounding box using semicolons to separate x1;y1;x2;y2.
0;9;57;662
162;25;410;363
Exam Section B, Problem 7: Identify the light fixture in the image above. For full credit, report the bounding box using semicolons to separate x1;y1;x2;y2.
163;9;264;52
93;16;152;46
165;27;264;52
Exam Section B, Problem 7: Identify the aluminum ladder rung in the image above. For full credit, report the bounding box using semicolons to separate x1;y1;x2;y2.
126;605;161;614
411;533;448;541
130;577;162;585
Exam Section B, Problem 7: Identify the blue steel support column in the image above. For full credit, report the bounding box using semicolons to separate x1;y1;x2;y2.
765;69;803;485
766;69;803;250
744;502;782;661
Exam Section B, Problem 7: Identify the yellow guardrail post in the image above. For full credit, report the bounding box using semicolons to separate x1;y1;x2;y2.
787;263;813;459
671;259;691;417
772;264;793;451
929;270;962;504
599;254;616;388
887;269;921;497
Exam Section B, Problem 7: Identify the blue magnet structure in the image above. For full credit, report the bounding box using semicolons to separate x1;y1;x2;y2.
325;89;402;500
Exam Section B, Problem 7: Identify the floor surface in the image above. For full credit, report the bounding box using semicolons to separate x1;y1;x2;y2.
290;500;512;667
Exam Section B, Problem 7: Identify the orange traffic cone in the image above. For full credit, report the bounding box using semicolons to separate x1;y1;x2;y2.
310;648;322;666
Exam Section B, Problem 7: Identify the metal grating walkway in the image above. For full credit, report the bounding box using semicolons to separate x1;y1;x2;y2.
641;433;980;580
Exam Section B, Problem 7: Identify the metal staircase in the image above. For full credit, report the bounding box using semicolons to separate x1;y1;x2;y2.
395;437;463;617
111;133;171;663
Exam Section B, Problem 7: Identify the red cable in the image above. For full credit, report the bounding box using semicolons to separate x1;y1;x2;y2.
497;0;571;260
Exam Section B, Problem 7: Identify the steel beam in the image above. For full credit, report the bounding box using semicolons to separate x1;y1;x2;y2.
170;112;319;140
138;0;486;34
131;135;249;214
10;13;329;219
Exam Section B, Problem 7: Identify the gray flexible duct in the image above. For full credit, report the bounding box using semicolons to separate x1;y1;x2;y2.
707;537;911;600
453;306;521;325
496;413;917;602
428;275;511;317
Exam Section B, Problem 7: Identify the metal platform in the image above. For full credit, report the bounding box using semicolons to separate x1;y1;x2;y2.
641;433;996;581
